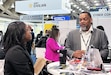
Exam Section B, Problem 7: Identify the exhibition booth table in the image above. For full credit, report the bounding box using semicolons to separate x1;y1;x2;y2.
47;61;111;75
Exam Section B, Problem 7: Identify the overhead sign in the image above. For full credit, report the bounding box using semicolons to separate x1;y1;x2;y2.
15;0;71;15
90;6;109;12
90;6;111;18
20;15;44;22
53;16;70;21
91;11;111;18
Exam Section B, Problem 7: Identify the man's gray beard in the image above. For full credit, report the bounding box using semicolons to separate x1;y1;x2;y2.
81;27;87;31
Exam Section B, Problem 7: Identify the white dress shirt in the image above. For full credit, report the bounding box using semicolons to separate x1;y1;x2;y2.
80;25;93;51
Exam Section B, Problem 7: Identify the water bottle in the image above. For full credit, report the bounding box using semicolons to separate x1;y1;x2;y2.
59;49;67;69
86;45;95;68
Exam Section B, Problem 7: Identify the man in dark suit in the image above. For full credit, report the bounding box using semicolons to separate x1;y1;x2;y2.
35;31;43;44
31;29;35;46
65;12;109;62
35;30;50;48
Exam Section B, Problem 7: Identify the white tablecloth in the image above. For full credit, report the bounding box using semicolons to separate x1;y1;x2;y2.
35;48;46;58
47;61;111;75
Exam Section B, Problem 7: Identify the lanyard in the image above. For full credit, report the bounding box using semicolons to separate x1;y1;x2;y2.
81;34;91;48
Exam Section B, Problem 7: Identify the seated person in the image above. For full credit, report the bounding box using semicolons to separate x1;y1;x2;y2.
45;25;64;62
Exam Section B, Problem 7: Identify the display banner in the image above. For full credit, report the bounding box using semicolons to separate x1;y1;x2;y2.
20;15;44;22
90;11;111;18
15;0;71;15
90;6;111;18
90;6;109;12
53;16;70;21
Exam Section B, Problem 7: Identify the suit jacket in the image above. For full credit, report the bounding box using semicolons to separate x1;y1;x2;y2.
4;45;34;75
65;28;109;60
35;35;48;48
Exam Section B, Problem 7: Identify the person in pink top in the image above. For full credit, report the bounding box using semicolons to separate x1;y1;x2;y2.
45;25;64;62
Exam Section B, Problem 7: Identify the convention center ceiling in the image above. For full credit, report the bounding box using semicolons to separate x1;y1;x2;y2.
0;0;111;20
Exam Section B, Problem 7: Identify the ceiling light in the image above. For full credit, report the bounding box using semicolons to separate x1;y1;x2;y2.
78;0;82;1
86;6;90;9
95;3;100;6
51;16;53;19
79;8;82;11
84;4;88;6
73;4;77;7
70;2;73;5
94;0;99;3
76;6;79;9
46;15;49;19
70;9;73;11
81;1;86;5
72;10;75;13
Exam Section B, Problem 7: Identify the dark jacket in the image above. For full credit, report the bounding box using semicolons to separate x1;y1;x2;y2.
35;35;48;48
35;34;42;44
4;45;34;75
